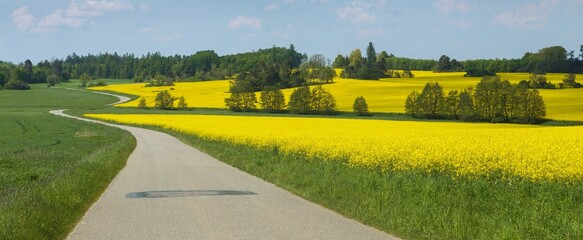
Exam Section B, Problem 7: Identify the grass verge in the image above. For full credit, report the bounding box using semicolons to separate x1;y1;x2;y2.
0;84;136;239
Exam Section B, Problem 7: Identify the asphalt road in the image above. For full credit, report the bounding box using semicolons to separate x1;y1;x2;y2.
51;92;398;240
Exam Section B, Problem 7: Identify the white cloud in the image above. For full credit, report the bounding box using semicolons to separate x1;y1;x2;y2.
139;4;150;12
433;0;471;14
38;9;85;30
12;7;36;32
12;0;134;33
228;16;262;30
494;0;558;29
84;0;133;11
336;3;376;24
265;3;279;11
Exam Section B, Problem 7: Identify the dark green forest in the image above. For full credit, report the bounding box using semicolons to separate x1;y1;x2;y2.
1;43;582;90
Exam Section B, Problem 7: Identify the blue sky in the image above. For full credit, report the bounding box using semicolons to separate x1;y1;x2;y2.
2;0;582;64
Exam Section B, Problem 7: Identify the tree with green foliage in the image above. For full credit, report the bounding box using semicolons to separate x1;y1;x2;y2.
176;96;188;110
138;98;148;109
224;81;257;112
401;69;414;78
353;96;369;116
444;90;460;119
332;54;349;68
145;74;174;87
349;48;363;68
288;86;312;114
457;88;476;121
474;76;511;120
528;74;550;89
52;59;64;80
46;74;60;86
10;67;27;83
511;85;546;123
23;59;33;83
317;67;336;83
562;73;580;88
416;82;445;117
154;90;176;110
434;55;451;72
365;42;376;67
3;80;30;90
339;43;394;80
306;54;327;68
310;85;336;114
260;87;286;113
0;63;10;87
79;73;91;87
406;77;546;123
534;46;567;73
404;90;419;115
376;51;390;72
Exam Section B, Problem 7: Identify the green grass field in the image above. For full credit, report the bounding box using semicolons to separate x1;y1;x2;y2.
0;84;135;239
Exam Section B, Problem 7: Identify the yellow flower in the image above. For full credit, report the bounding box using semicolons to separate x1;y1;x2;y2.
86;113;583;182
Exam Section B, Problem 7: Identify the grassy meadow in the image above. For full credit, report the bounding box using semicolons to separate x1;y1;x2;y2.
90;71;583;121
0;84;135;239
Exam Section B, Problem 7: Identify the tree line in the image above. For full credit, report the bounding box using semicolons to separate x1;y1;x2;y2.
517;73;581;89
226;45;335;93
405;76;546;123
2;43;582;90
462;46;583;76
225;85;337;115
0;45;307;90
332;42;415;80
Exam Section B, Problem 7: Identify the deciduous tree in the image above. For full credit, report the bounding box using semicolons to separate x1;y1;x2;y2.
260;87;286;113
155;90;176;110
353;96;369;116
404;90;419;115
288;86;312;114
176;96;188;110
310;85;336;114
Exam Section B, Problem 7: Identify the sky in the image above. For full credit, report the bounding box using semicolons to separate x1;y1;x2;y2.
1;0;583;64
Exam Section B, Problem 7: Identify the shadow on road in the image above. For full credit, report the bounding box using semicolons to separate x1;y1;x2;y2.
125;190;257;198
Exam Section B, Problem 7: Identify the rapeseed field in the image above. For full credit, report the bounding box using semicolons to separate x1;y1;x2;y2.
85;114;583;182
90;71;583;121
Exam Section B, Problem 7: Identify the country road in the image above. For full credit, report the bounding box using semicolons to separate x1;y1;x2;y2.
51;91;397;240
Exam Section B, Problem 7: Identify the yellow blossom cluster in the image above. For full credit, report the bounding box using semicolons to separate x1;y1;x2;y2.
90;71;583;121
85;113;583;182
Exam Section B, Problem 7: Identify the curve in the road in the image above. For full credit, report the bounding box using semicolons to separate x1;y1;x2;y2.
52;90;398;240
